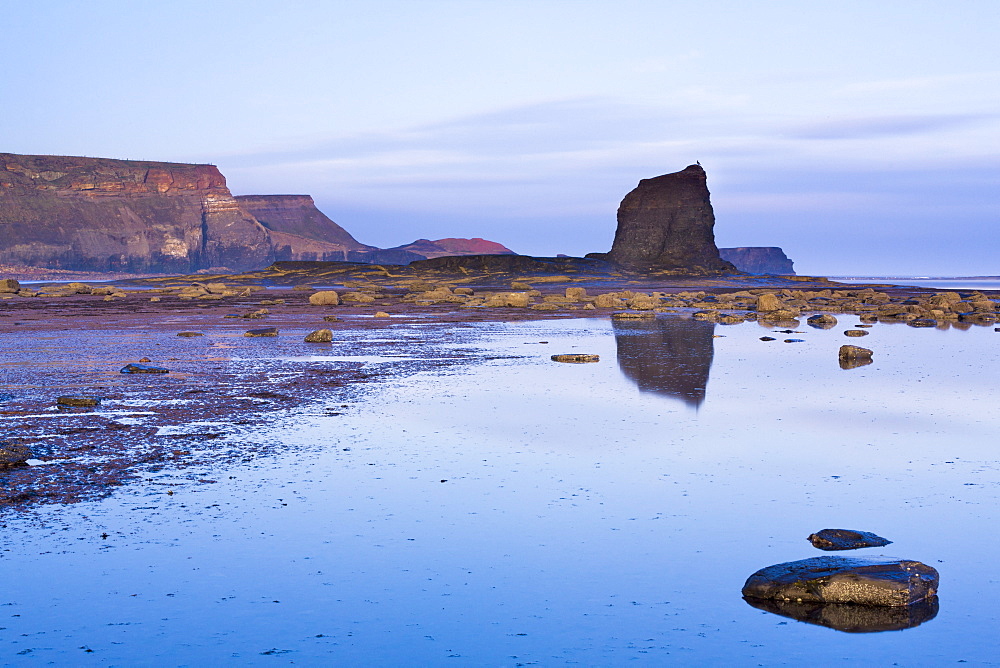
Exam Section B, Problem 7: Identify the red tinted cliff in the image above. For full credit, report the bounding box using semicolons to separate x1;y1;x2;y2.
0;153;272;272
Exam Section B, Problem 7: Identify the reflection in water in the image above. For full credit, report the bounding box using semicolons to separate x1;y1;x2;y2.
743;596;939;633
612;317;715;407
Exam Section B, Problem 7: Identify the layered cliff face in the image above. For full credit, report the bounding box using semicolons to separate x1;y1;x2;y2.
386;237;515;259
0;153;273;273
719;247;795;275
234;194;373;262
606;165;733;273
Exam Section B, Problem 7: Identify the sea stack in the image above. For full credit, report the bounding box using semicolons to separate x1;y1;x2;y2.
606;165;733;273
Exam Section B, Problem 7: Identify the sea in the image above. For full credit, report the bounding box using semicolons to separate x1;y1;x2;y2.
2;314;999;665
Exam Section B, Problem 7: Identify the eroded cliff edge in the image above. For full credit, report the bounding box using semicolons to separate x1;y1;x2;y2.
0;153;273;272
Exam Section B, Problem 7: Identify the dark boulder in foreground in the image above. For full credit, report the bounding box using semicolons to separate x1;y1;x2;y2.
742;556;938;607
0;440;31;468
808;528;892;551
744;595;939;633
120;363;169;374
605;165;734;273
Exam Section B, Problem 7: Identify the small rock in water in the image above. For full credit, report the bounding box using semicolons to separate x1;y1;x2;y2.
0;440;31;468
120;363;169;374
759;336;776;342
304;329;333;343
374;311;391;318
57;396;101;407
807;314;838;329
177;332;204;337
783;338;804;343
139;357;151;363
808;528;892;551
323;316;340;322
551;354;600;363
844;329;869;337
742;556;938;607
908;318;938;328
839;344;874;369
245;328;279;337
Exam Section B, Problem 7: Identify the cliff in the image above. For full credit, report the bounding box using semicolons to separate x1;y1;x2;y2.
0;153;273;272
234;194;374;262
604;165;733;273
386;237;516;259
719;247;795;275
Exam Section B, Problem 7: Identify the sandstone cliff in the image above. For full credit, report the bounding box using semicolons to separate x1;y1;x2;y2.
605;165;733;273
719;247;795;275
234;194;374;262
0;153;273;273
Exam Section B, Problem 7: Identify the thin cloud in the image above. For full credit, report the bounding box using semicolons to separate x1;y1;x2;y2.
787;113;996;141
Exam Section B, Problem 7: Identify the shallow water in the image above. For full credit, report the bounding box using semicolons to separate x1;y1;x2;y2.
2;316;999;666
833;277;1000;291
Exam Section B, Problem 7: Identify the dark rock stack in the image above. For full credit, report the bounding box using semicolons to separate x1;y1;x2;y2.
0;152;273;273
604;165;734;273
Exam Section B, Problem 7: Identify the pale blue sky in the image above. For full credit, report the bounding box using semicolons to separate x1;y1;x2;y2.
3;0;997;275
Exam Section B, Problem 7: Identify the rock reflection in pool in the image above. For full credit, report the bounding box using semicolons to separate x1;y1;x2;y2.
612;316;715;407
743;596;939;633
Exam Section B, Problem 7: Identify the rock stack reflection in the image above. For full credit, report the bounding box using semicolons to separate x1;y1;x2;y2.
743;596;939;633
612;317;715;407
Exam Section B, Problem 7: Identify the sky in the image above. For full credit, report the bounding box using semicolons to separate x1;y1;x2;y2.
2;0;997;276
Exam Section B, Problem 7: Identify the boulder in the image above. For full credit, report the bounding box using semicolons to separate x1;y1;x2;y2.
840;345;873;360
304;329;333;343
551;354;600;363
57;396;101;407
742;556;938;607
605;165;734;272
565;287;588;299
245;328;279;337
807;314;838;329
0;440;31;468
120;363;169;374
176;331;204;337
309;291;340;306
0;278;20;293
844;329;869;337
809;529;892;551
756;293;784;312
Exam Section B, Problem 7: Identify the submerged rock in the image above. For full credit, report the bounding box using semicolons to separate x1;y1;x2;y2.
742;556;938;607
120;363;169;374
808;528;893;551
744;595;939;633
57;396;102;407
551;354;600;363
245;328;279;338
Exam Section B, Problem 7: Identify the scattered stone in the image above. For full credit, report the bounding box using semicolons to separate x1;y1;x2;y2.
756;293;784;312
150;296;161;302
742;556;938;607
510;281;533;290
0;278;21;293
565;287;588;299
242;309;269;319
783;338;805;343
551;354;600;363
844;329;869;337
374;311;391;318
304;329;333;343
138;357;152;363
120;363;169;374
759;336;776;341
308;291;340;306
322;316;340;322
244;328;279;337
177;332;204;337
453;287;475;296
908;318;938;328
840;345;873;360
808;528;893;551
611;311;656;319
807;314;838;329
0;440;31;468
57;396;101;407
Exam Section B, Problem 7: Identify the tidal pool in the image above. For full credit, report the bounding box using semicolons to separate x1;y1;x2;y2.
2;315;999;666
